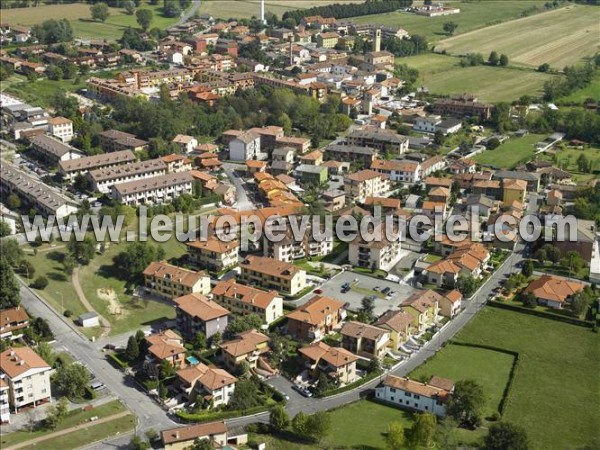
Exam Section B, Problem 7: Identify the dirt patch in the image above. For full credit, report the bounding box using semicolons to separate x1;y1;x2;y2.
97;288;128;318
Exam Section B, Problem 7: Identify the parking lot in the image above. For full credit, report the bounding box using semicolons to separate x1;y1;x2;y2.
314;270;416;316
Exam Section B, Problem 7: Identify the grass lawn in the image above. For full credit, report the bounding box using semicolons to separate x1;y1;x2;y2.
541;145;600;183
474;134;546;169
198;0;364;20
556;74;600;104
421;64;555;103
435;4;600;67
423;254;442;263
444;307;600;449
354;1;547;43
410;345;515;418
0;3;184;41
0;400;127;447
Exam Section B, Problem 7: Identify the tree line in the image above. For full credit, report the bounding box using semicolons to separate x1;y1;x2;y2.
282;0;412;24
543;58;599;101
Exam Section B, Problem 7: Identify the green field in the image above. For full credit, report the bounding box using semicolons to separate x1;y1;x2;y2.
424;307;600;449
355;1;547;43
0;3;184;40
198;0;364;20
0;400;128;447
541;145;600;183
435;4;600;68
410;345;515;418
474;134;546;169
557;74;600;104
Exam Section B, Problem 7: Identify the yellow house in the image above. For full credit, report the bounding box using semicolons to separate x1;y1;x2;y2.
219;329;270;371
401;290;441;332
502;178;527;204
316;32;340;48
372;309;414;350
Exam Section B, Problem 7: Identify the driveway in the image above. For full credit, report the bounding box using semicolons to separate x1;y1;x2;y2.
222;162;254;211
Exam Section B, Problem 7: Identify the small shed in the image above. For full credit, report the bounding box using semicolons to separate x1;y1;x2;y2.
78;312;99;328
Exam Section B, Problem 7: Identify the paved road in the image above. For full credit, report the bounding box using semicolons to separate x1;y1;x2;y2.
223;162;255;211
173;0;201;28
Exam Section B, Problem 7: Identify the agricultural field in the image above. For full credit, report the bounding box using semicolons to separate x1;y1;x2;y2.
435;4;600;68
420;64;555;103
198;0;364;20
474;134;546;169
0;3;184;41
354;1;547;43
424;307;600;449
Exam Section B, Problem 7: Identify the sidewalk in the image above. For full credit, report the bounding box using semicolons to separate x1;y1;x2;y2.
5;411;131;450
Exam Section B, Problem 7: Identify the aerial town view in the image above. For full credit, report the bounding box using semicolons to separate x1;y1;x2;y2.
0;0;598;449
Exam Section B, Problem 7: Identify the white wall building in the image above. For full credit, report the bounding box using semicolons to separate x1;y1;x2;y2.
47;116;74;142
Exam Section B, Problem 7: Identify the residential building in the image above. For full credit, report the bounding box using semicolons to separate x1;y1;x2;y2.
401;290;441;332
299;150;323;166
145;330;186;369
373;309;414;350
327;144;378;164
316;32;340;48
344;169;391;202
348;226;402;271
161;154;193;173
322;189;346;212
492;171;539;192
554;219;596;262
143;261;210;300
29;135;82;165
340;321;390;360
287;295;346;342
220;329;270;371
89;158;167;194
439;290;462;318
0;347;52;413
172;134;198;154
186;238;240;273
177;363;236;408
371;159;421;183
433;95;492;121
58;150;136;182
375;375;454;416
524;275;585;309
295;164;328;185
502;178;527;204
298;342;357;384
212;279;283;325
0;307;29;341
229;131;264;161
98;129;148;152
46;116;73;142
0;376;9;423
263;223;334;263
174;293;230;340
162;421;228;450
239;256;307;297
275;136;311;154
0;163;78;219
346;128;408;155
112;171;194;206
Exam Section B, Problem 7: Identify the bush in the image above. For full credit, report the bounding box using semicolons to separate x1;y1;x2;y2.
63;309;73;318
31;276;49;290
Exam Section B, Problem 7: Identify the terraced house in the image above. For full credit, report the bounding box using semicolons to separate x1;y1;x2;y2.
401;290;441;333
340;321;390;360
373;309;415;350
143;261;210;300
112;171;194;206
212;279;283;325
239;256;307;297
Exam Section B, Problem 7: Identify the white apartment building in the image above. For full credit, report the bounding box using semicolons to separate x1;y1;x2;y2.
0;348;52;414
348;229;402;272
0;376;9;423
47;116;73;142
371;159;421;183
344;169;391;203
89;158;167;194
229;131;266;161
112;171;193;206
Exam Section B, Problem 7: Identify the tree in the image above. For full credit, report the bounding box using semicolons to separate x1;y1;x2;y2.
191;438;213;450
571;290;592;317
486;137;500;149
7;193;21;210
31;19;73;44
384;421;405;450
360;296;375;320
269;405;290;432
315;371;334;395
211;331;222;347
0;260;20;309
488;50;499;66
163;1;181;18
63;253;76;275
54;362;90;399
521;292;538;308
47;64;64;80
194;331;207;351
136;8;153;31
0;220;11;237
446;379;485;427
37;341;57;367
292;411;310;436
443;21;458;35
409;413;437;448
484;422;530;450
114;242;164;281
124;0;136;15
67;235;96;265
577;154;589;172
125;335;140;361
499;54;509;66
227;378;262;410
456;275;479;298
129;435;150;450
91;2;110;22
31;276;49;290
45;396;69;429
306;411;331;443
226;314;263;335
538;63;551;72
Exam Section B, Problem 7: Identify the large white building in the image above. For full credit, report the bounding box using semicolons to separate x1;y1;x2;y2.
375;374;454;416
47;116;73;142
229;131;266;161
0;348;52;416
112;171;194;206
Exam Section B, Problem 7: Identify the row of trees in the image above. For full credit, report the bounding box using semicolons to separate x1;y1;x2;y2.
282;0;412;24
383;35;429;58
543;58;599;101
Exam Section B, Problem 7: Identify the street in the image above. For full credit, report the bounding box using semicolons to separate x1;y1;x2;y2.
222;162;255;211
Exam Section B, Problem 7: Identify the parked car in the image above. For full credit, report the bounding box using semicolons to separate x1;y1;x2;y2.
313;288;323;294
381;287;391;294
341;282;350;289
292;385;313;397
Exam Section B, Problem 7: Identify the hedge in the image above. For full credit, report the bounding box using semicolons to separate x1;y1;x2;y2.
488;300;594;328
317;369;382;398
176;404;271;423
106;352;129;369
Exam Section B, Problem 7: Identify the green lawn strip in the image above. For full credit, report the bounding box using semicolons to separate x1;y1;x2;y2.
474;134;546;169
451;307;600;449
350;284;386;299
354;1;548;43
20;414;136;450
0;400;126;447
423;254;442;263
409;344;514;418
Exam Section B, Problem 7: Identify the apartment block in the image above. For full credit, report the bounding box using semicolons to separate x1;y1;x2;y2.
340;321;390;360
375;375;454;416
0;307;29;341
239;256;307;297
186;237;239;273
58;150;136;182
0;347;52;413
344;170;391;202
98;129;148;152
286;295;346;342
46;116;73;142
89;158;167;194
112;171;194;206
143;261;210;300
29;134;82;165
346;128;408;155
174;293;230;340
212;279;283;325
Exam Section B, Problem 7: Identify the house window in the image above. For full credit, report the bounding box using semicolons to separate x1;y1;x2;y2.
389;388;396;393
390;397;394;402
